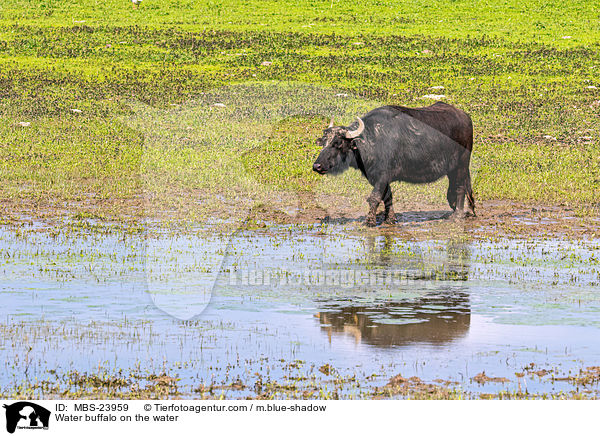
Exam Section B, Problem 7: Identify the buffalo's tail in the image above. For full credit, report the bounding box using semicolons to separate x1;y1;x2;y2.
466;176;475;216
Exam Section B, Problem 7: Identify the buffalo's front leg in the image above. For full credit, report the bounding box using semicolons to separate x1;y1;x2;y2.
382;184;396;224
366;183;387;227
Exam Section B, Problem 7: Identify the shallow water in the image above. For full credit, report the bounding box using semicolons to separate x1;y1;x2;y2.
2;222;600;398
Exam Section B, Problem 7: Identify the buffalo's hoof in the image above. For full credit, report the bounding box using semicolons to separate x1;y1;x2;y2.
450;210;473;220
384;215;396;225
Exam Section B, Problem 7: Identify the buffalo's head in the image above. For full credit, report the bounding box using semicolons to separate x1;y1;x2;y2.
313;117;364;175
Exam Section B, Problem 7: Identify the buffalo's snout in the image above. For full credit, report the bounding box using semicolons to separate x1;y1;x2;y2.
313;163;325;174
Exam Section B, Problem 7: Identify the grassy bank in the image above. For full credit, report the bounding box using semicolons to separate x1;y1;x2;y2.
0;0;598;222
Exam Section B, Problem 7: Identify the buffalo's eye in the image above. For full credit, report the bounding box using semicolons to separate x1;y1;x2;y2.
332;138;344;149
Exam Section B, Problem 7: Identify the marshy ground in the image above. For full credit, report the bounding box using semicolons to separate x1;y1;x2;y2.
2;217;600;399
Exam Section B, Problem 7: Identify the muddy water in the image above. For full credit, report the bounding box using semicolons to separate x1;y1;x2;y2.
2;222;600;398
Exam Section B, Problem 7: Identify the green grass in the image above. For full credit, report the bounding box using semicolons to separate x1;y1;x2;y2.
0;0;598;220
243;115;330;192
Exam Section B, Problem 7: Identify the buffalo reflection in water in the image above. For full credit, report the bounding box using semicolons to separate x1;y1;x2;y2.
317;291;470;347
317;237;471;347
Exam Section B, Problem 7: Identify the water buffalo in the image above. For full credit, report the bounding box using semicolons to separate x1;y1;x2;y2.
312;102;475;226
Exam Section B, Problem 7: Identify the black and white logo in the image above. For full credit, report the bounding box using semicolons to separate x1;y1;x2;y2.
3;402;50;434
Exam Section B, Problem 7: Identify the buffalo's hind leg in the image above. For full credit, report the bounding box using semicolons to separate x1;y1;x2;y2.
450;155;475;219
447;170;458;211
383;184;396;225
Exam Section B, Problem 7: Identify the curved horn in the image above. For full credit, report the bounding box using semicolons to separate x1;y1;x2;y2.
328;117;334;128
345;117;364;139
